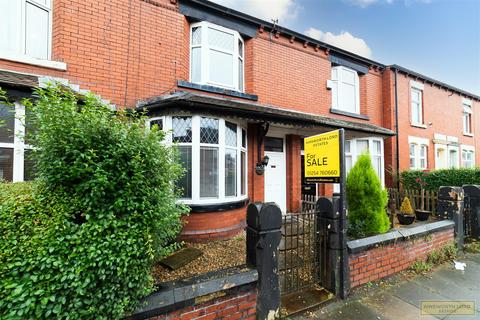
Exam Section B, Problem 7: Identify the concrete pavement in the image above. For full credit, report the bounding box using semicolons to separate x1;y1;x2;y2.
292;253;480;320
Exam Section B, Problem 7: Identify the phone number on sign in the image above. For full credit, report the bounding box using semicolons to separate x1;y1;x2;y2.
307;169;339;176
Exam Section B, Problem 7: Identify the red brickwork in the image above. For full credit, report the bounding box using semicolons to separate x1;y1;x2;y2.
390;71;480;173
349;228;454;288
149;287;257;320
179;206;246;242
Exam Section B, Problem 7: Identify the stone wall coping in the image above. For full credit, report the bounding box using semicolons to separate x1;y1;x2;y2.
347;220;455;254
126;265;258;320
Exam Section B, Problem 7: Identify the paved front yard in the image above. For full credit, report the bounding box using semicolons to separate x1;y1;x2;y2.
293;253;480;319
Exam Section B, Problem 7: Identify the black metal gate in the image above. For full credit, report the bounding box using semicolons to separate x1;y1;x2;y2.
278;204;333;315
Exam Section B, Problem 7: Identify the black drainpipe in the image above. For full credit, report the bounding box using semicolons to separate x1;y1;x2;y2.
394;68;400;189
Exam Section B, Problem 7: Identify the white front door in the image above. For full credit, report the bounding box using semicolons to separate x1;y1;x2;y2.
264;137;286;212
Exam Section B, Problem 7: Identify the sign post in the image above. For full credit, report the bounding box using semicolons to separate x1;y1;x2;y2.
304;129;349;298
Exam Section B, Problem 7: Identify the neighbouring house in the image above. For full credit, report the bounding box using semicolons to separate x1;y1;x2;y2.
0;0;477;242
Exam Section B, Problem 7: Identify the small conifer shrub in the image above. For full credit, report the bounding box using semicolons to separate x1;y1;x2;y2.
399;197;414;215
346;153;389;239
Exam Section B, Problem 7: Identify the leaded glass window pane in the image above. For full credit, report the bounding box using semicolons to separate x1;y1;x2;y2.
172;117;192;143
192;26;201;45
200;147;218;198
225;121;237;147
208;27;234;51
200;117;218;144
150;119;163;131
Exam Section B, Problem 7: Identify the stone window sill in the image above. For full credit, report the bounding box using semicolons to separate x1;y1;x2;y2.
177;80;258;101
0;52;67;71
411;123;427;129
330;108;369;120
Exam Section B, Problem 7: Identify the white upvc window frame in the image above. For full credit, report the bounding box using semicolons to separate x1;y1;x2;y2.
463;100;473;136
346;137;384;184
410;86;423;125
0;0;61;69
447;145;459;168
0;102;33;182
331;65;360;114
149;115;248;205
461;145;475;168
408;136;429;170
189;21;245;92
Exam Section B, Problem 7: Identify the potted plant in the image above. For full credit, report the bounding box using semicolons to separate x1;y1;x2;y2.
414;176;430;221
397;197;415;225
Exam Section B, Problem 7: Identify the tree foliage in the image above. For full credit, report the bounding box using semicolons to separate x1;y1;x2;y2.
0;85;186;319
346;153;389;239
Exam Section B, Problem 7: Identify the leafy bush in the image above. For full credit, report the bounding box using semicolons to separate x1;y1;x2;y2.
401;168;480;191
0;85;186;319
346;153;389;239
399;197;414;215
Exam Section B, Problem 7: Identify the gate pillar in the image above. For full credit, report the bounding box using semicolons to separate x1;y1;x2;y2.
437;186;464;249
315;195;349;298
246;202;282;320
463;185;480;239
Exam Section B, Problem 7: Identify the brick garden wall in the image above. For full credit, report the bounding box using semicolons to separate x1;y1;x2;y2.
147;285;256;320
349;227;454;288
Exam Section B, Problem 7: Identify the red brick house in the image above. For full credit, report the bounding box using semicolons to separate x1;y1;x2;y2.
0;0;477;241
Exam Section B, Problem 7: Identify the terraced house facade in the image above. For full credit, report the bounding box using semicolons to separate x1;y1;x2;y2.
0;0;478;241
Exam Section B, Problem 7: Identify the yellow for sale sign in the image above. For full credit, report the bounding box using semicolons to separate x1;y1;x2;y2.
304;130;341;183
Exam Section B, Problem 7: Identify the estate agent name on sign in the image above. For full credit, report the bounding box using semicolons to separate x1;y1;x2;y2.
304;130;341;183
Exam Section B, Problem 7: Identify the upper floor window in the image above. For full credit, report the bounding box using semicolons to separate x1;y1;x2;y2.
331;66;360;114
0;0;52;60
411;87;423;125
463;103;472;135
190;22;244;92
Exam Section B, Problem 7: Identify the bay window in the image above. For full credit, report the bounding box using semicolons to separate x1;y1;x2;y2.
345;138;384;183
190;21;244;92
0;102;34;182
150;115;247;204
0;0;52;60
331;66;360;114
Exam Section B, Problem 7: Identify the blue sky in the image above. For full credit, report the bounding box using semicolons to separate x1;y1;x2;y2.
212;0;480;95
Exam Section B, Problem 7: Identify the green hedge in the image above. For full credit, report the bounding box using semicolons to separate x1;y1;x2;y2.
401;168;480;191
0;85;186;319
